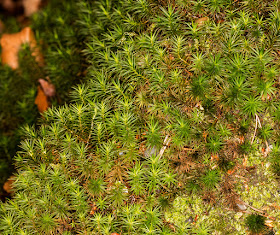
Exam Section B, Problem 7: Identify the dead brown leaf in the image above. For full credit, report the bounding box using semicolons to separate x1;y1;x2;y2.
0;0;22;14
39;78;55;97
0;0;42;16
3;176;15;194
35;85;49;113
23;0;42;16
195;17;209;26
1;26;44;69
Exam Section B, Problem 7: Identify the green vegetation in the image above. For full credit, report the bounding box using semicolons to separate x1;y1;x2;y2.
0;0;280;234
0;0;86;189
245;214;266;234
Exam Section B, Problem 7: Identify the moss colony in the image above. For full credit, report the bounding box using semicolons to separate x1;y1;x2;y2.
0;0;85;191
1;0;280;234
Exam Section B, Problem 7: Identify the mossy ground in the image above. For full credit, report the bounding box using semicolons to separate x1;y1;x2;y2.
0;0;86;194
0;0;280;234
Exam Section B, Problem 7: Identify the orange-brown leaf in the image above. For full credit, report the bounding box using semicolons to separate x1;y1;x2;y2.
39;78;56;97
195;17;209;26
1;27;44;69
23;0;42;16
2;0;16;13
35;85;49;113
3;176;15;194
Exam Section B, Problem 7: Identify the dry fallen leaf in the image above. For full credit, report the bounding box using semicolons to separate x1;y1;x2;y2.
23;0;42;16
195;17;209;26
236;203;247;211
1;0;19;14
0;26;44;69
35;85;49;113
3;176;15;194
0;0;42;16
1;0;14;10
39;78;56;97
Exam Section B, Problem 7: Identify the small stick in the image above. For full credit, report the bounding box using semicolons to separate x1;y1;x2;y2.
85;108;97;149
241;201;276;220
183;147;196;151
159;135;171;159
251;114;270;156
256;114;262;128
251;114;258;144
251;114;262;144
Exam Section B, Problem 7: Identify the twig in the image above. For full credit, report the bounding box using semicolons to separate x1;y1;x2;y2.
256;114;262;128
241;201;276;220
251;114;260;144
243;202;265;214
183;147;197;151
251;114;270;156
159;135;171;159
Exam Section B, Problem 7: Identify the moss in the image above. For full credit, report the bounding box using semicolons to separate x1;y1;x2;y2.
0;0;280;233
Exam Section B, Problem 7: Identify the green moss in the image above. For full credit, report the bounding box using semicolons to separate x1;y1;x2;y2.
0;0;86;193
245;214;266;234
0;0;280;234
